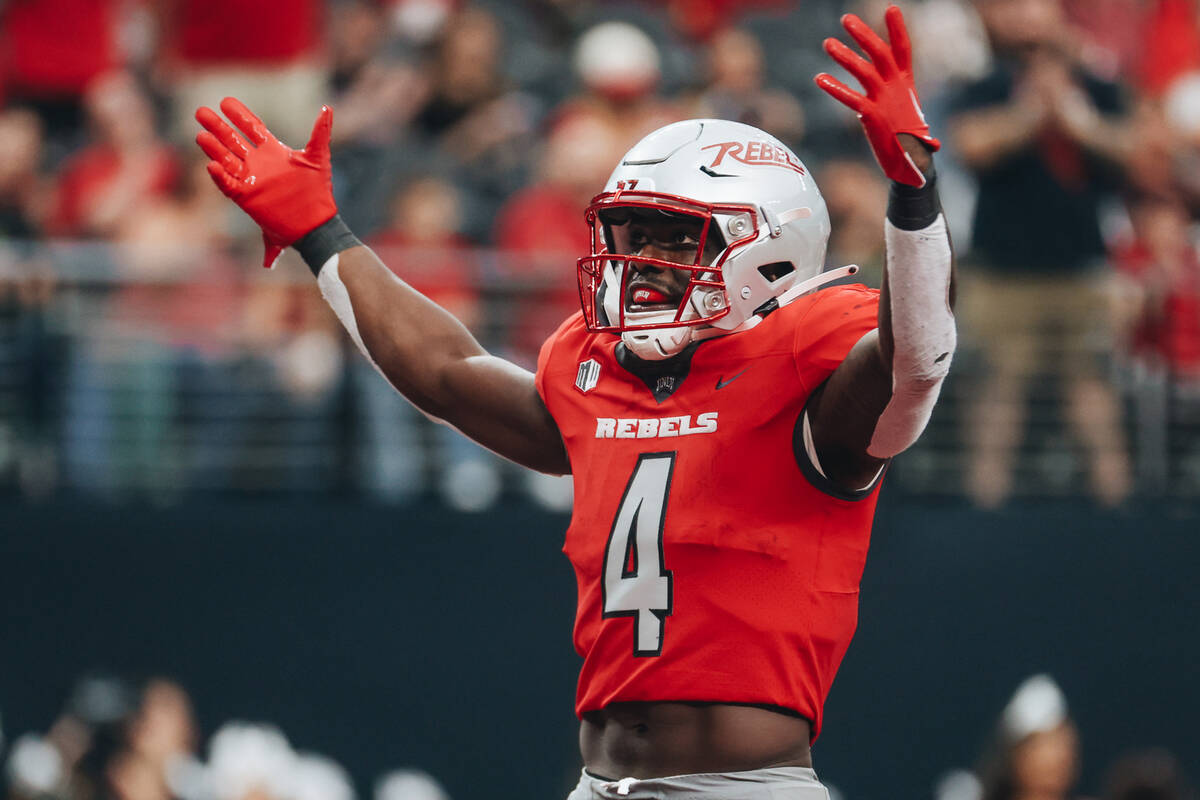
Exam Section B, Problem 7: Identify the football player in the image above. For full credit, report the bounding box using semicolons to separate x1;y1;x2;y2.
195;6;954;799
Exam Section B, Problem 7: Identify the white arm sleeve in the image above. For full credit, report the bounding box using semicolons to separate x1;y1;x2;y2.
867;213;955;458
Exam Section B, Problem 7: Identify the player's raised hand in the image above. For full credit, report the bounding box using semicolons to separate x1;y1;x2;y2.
814;5;941;187
195;98;337;268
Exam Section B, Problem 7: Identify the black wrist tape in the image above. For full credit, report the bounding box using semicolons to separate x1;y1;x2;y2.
887;166;941;231
293;214;362;276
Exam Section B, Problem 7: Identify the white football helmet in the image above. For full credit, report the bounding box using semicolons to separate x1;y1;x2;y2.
578;119;843;360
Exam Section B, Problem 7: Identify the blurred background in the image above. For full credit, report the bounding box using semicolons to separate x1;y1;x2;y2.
1;0;1198;799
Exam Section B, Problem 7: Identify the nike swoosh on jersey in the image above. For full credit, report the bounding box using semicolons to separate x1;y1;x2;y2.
715;370;748;390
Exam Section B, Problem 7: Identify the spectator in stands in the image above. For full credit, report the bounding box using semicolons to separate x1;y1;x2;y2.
1114;196;1200;382
1062;0;1149;83
238;273;346;492
324;0;430;235
158;0;328;148
1138;0;1200;98
60;152;240;498
390;0;457;47
0;108;50;240
950;0;1133;507
819;158;889;287
410;6;539;239
376;769;451;800
1103;749;1197;800
413;7;531;161
1112;194;1200;492
371;177;480;331
207;723;296;800
0;0;124;162
358;176;500;509
0;106;58;497
328;1;428;150
63;675;142;800
687;26;805;147
291;754;356;800
105;747;172;800
59;134;332;497
127;679;199;790
978;675;1082;800
664;0;795;42
1162;71;1200;215
907;0;993;97
111;151;241;354
492;115;619;367
5;733;67;800
46;71;179;240
53;72;188;497
551;21;683;170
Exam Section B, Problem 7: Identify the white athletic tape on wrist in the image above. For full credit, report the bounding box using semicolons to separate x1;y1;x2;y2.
315;253;380;373
867;214;955;458
316;252;452;428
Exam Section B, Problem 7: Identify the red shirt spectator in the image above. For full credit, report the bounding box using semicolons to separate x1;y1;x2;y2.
493;184;585;361
1063;0;1148;81
49;145;178;238
45;72;179;238
494;187;586;261
370;177;481;333
160;0;322;66
0;0;119;98
159;0;328;155
370;231;480;326
667;0;792;42
111;156;243;356
1116;200;1200;377
1139;0;1200;96
494;115;620;364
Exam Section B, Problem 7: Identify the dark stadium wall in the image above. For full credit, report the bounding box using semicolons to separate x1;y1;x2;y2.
2;498;1197;800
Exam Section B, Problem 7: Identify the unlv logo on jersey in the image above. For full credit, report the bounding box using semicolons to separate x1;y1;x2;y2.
700;141;806;175
576;358;601;394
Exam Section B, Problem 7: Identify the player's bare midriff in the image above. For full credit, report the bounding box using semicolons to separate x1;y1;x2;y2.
580;701;813;779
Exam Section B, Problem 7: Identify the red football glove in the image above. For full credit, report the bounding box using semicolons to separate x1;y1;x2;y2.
815;5;941;187
195;97;337;268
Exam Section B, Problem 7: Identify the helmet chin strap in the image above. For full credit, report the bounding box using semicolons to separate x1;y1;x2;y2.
776;264;859;308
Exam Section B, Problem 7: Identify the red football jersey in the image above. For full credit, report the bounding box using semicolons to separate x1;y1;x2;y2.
535;284;882;741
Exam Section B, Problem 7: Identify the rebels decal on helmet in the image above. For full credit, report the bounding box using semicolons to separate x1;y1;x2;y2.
700;141;807;175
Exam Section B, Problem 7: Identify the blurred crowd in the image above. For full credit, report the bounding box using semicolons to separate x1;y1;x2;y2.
933;675;1196;800
1;676;451;800
2;673;1193;800
2;0;1200;508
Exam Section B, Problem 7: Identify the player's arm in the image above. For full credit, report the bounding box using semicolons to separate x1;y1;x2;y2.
195;98;569;475
809;6;956;491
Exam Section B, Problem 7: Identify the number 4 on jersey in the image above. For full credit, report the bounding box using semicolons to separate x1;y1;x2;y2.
602;452;675;656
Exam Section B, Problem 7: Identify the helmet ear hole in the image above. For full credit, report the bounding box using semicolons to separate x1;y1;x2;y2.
757;261;796;282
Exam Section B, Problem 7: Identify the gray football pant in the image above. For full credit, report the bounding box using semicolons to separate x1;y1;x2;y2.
566;767;831;800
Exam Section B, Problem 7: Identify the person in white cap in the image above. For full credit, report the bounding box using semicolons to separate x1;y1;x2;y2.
979;675;1082;800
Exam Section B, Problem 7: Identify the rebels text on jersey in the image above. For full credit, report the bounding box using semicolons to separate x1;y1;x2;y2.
535;284;882;742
